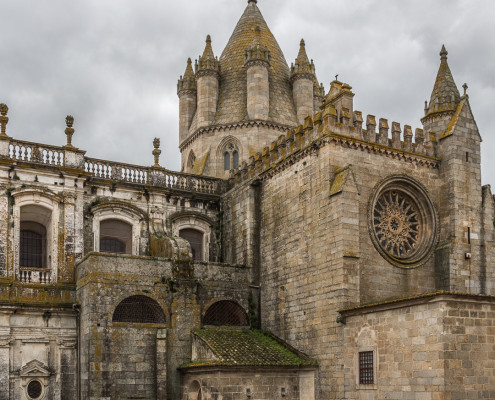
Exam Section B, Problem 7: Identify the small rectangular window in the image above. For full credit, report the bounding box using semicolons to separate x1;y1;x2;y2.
359;351;374;385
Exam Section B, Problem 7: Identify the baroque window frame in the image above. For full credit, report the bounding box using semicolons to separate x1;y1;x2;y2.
12;189;62;283
91;202;145;256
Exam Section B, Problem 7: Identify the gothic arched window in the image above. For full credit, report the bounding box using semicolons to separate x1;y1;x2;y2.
223;143;239;170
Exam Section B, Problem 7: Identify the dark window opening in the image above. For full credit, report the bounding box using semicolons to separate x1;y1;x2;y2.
359;351;374;385
27;380;43;399
203;300;249;326
179;228;204;261
100;238;126;254
100;219;132;254
112;295;166;324
223;143;239;171
20;222;46;268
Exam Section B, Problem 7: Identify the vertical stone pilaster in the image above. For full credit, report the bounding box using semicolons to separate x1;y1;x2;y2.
0;337;10;400
156;329;167;400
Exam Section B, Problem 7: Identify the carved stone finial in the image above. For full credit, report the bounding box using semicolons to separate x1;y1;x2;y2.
463;83;468;96
0;103;9;138
440;44;448;61
248;0;258;4
65;115;75;147
152;138;162;167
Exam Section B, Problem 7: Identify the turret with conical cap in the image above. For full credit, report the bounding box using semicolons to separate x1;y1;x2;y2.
178;58;197;143
291;39;316;124
422;45;461;133
245;26;271;120
196;35;220;128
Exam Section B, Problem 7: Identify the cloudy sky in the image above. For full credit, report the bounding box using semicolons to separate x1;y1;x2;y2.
1;0;494;185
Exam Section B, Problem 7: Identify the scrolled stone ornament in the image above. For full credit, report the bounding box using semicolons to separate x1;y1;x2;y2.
0;103;9;137
65;115;75;147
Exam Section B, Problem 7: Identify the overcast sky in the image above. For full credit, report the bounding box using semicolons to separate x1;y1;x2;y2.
1;0;494;185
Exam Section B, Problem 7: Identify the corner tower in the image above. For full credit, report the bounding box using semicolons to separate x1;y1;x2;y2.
179;0;309;178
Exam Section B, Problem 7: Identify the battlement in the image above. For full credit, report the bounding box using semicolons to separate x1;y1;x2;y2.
229;108;440;185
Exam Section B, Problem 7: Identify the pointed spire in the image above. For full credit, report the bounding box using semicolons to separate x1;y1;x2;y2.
177;58;197;95
197;35;220;75
425;45;460;116
291;38;315;80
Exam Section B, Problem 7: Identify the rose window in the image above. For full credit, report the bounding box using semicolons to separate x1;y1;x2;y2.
373;190;419;258
368;176;438;268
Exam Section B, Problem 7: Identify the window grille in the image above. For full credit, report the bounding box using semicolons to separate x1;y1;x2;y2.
179;229;204;261
359;351;374;384
20;230;44;268
100;238;126;254
112;295;166;324
203;300;249;326
27;380;43;399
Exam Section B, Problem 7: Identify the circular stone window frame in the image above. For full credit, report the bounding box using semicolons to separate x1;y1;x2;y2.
26;379;45;400
368;175;439;269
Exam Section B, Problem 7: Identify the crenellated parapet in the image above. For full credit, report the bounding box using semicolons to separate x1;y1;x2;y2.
230;109;440;186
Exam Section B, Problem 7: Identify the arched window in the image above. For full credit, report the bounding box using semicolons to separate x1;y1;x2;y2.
100;219;132;254
112;295;166;324
20;222;46;268
179;228;204;261
20;205;52;269
203;300;249;326
187;150;196;170
223;143;239;170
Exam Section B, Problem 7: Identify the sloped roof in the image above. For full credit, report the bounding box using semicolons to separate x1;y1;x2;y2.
181;329;317;369
425;45;460;116
214;2;297;126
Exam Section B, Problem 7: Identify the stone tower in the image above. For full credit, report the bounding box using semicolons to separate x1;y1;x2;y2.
422;45;486;293
178;0;324;178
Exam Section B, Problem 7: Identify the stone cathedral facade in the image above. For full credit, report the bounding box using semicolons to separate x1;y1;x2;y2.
1;0;494;399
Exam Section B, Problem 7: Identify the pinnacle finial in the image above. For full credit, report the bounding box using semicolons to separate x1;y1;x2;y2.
64;115;75;147
440;45;448;61
152;138;161;167
248;0;257;4
0;103;9;138
300;38;305;47
206;34;211;44
463;83;468;96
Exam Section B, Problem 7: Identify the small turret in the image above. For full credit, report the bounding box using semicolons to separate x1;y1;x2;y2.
177;58;197;143
196;35;220;128
421;45;461;134
325;79;355;126
313;80;325;112
244;27;271;120
291;39;316;124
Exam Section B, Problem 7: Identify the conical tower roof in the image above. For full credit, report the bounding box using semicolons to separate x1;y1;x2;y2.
214;1;297;125
425;45;460;116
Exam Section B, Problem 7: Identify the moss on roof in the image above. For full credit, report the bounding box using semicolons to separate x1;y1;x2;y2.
180;329;317;369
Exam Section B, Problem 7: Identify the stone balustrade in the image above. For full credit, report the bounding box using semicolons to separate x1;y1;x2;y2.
18;268;51;284
0;137;225;195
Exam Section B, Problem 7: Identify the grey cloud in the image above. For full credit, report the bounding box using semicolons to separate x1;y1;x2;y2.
1;0;493;184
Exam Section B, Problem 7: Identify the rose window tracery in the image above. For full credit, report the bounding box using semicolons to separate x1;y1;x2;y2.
373;190;419;258
368;176;438;268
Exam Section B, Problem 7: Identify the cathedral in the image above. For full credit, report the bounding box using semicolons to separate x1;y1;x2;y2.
0;0;494;399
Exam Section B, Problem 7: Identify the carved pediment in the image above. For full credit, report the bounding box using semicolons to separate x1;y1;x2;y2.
19;360;51;378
